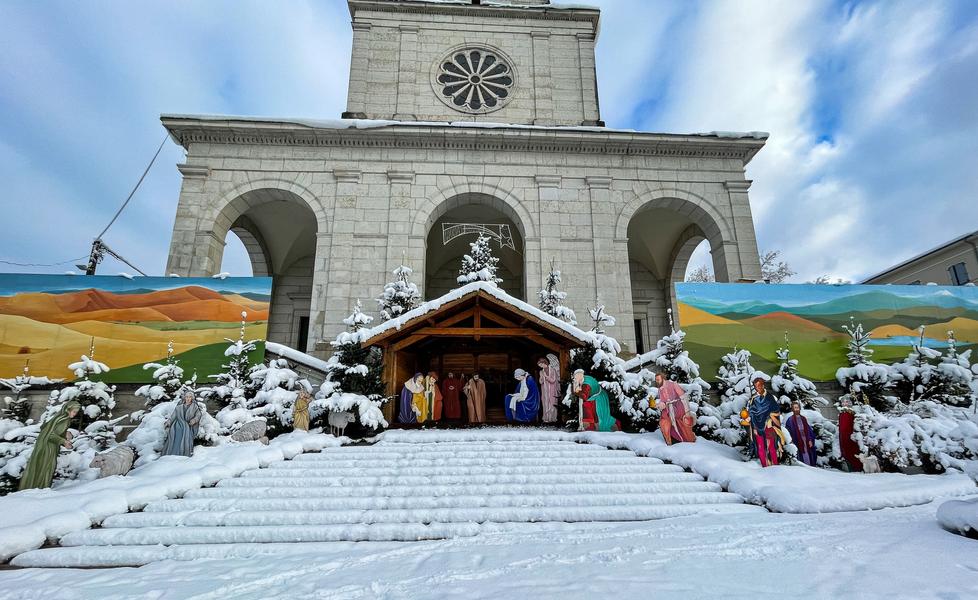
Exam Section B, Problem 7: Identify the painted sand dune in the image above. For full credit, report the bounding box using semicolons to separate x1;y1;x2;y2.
0;275;272;382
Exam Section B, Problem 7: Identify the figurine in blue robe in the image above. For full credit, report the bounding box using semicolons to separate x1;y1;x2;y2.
505;368;540;423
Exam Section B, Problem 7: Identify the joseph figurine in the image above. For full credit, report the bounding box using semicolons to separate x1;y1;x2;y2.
19;401;81;491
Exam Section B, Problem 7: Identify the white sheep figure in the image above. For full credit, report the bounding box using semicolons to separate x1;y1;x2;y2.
328;411;355;437
90;445;135;478
231;420;269;445
858;453;881;474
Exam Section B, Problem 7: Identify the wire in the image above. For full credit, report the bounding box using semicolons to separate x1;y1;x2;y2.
96;133;169;241
0;256;89;268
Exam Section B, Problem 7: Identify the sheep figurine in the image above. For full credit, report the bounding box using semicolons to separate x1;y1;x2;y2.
858;453;881;474
90;445;135;478
231;420;269;445
328;411;355;437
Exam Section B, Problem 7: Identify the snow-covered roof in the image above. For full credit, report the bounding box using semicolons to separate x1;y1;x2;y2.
161;114;769;142
356;281;592;346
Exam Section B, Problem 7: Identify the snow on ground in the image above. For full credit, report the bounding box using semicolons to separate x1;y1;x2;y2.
0;502;974;599
938;497;978;537
0;431;345;562
376;428;977;513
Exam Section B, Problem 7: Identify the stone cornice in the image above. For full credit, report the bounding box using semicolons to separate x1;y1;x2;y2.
176;163;210;179
161;117;768;165
723;180;753;192
348;0;600;32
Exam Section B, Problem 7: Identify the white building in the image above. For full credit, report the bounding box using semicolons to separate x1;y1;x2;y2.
163;0;766;356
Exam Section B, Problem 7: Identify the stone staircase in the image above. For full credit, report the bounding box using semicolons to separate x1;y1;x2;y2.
12;435;764;567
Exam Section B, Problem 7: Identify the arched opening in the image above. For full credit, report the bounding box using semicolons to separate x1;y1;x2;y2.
423;193;526;301
626;202;723;351
214;188;319;351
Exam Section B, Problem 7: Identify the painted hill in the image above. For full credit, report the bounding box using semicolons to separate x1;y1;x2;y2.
0;286;267;325
741;311;834;333
870;323;921;339
677;303;738;327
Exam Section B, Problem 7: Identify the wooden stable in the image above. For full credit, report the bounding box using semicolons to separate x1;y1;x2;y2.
360;287;587;424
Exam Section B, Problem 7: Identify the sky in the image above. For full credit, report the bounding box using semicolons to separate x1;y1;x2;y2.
1;0;977;284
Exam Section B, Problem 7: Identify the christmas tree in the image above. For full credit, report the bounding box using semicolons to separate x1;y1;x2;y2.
206;312;261;434
457;234;502;287
771;337;826;411
46;345;116;429
314;300;388;431
246;358;311;437
538;257;577;325
134;342;186;408
929;331;974;407
1;361;60;422
377;264;421;321
644;310;710;407
696;348;754;447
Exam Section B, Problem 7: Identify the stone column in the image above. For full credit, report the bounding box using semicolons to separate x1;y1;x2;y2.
342;22;371;119
576;33;601;126
588;176;634;350
722;180;763;281
385;170;416;273
530;31;554;126
394;25;419;120
165;163;219;277
535;175;561;294
323;168;362;340
308;230;333;354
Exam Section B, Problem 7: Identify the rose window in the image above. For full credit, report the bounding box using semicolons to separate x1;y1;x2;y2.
436;49;514;112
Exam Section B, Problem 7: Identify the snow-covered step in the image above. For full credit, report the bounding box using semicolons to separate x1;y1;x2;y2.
65;504;762;547
240;464;680;479
181;480;719;500
284;456;653;469
290;450;629;462
215;471;701;488
144;487;727;512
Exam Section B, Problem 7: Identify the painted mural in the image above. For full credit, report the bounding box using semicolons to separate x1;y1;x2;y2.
676;282;978;381
0;274;271;382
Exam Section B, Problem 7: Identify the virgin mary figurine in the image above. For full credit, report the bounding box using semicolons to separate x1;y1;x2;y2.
19;400;81;490
399;373;424;423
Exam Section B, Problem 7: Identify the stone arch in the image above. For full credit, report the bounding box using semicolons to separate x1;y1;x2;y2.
206;178;328;244
228;214;271;277
413;181;536;240
615;188;730;248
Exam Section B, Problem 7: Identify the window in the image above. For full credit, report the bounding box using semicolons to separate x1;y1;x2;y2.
948;262;970;286
434;47;515;114
296;315;310;352
634;319;645;355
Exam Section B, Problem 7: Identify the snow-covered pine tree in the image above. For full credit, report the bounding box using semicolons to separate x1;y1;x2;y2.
644;310;710;407
377;264;421;321
538;257;577;325
888;326;940;406
46;349;116;428
134;341;186;408
929;331;974;407
245;358;311;437
771;341;826;411
1;362;60;422
696;348;753;447
835;317;893;411
313;300;388;432
457;234;502;287
205;312;261;434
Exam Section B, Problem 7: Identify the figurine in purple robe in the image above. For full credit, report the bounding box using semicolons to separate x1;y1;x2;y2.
505;368;540;423
785;400;817;466
399;373;424;424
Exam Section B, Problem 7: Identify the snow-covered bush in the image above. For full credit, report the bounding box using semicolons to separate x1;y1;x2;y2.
697;348;754;447
202;313;261;434
134;342;187;408
313;300;388;434
2;365;60;422
457;234;502;287
886;328;973;407
245;358;311;437
538;258;577;325
377;264;421;321
835;318;894;411
929;332;974;407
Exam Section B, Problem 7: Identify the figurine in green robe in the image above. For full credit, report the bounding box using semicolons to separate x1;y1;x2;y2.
18;401;81;491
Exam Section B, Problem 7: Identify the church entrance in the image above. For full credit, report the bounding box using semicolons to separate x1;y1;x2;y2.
359;285;587;427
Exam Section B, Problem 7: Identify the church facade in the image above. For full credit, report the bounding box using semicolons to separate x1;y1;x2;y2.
163;0;766;357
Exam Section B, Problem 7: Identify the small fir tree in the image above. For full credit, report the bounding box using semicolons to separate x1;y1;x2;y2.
643;310;710;407
135;342;186;408
377;264;421;321
457;234;502;287
1;361;60;422
835;318;893;411
538;258;577;325
929;331;974;407
771;337;826;411
697;348;754;447
314;300;388;432
204;312;259;407
245;358;311;437
46;346;116;428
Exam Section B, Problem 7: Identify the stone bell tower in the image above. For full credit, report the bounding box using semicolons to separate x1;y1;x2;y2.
342;0;603;126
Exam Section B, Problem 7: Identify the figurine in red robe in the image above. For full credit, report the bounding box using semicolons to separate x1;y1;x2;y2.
837;398;863;472
441;372;462;421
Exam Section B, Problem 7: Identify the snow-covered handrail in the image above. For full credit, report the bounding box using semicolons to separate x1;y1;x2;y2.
265;342;330;374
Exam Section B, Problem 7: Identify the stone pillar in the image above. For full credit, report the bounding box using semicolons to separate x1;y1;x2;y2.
385;170;416;273
342;22;371;119
308;230;333;353
323;168;362;340
530;32;554;126
576;33;602;126
535;175;561;295
394;26;418;120
587;176;634;350
722;180;762;281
